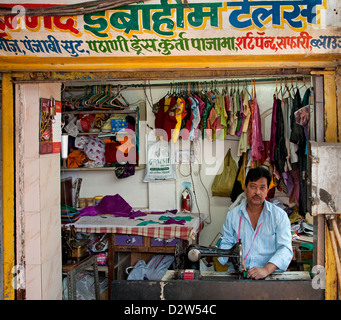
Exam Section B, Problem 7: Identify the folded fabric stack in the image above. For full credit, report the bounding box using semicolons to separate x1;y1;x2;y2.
61;205;80;224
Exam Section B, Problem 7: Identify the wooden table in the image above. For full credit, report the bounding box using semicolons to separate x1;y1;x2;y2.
73;212;205;299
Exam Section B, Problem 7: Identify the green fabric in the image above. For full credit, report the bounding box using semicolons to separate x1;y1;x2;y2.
136;220;160;226
61;204;78;212
159;216;194;221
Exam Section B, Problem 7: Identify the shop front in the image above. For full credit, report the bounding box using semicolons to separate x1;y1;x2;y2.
0;0;341;301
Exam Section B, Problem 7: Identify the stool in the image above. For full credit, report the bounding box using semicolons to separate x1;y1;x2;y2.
62;255;100;300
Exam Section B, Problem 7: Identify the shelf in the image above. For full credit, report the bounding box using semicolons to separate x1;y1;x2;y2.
62;109;137;115
61;165;145;172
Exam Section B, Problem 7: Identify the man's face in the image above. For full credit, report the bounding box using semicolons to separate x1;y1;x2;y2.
245;177;269;206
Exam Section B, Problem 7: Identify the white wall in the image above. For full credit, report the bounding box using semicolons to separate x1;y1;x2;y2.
16;82;62;300
61;77;312;246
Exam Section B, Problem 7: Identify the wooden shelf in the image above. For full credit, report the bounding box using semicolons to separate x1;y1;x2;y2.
62;109;137;115
61;165;145;172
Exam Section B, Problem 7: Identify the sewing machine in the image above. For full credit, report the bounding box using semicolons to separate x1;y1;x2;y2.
174;240;244;279
111;239;323;299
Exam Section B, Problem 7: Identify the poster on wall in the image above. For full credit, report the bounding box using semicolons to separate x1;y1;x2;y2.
39;98;61;154
0;0;340;58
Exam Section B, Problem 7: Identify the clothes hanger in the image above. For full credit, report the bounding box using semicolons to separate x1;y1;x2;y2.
243;79;251;100
74;85;93;109
96;85;116;108
91;85;112;108
289;77;295;96
253;79;256;98
299;77;309;91
85;85;104;107
106;85;130;109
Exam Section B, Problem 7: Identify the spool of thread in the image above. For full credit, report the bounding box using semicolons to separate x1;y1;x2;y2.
94;196;103;206
61;134;69;159
78;198;86;208
86;198;94;206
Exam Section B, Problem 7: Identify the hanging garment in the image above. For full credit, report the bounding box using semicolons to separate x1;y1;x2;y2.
235;93;246;136
229;89;238;136
286;96;299;164
274;98;288;175
237;132;250;156
154;96;165;135
289;165;300;207
290;89;306;147
195;94;206;116
154;95;178;141
189;96;200;141
269;95;277;163
248;99;255;146
241;88;251;133
250;96;264;162
235;90;243;135
295;88;311;141
215;94;227;140
206;105;217;140
224;94;231;132
172;96;187;143
201;97;212;139
290;89;307;217
281;97;292;172
180;97;193;140
206;91;217;140
194;94;205;138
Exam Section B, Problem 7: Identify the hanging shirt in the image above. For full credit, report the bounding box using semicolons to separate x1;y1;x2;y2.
250;96;264;162
172;97;186;143
248;99;255;146
189;96;200;141
215;94;227;140
218;200;293;271
241;88;251;132
235;90;243;135
269;95;278;163
162;95;178;142
229;90;238;135
202;98;212;139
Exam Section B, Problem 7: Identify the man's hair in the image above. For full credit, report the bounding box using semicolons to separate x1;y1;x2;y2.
245;167;272;188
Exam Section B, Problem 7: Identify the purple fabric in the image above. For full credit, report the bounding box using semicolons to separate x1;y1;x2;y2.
79;206;98;216
129;210;148;219
162;218;186;225
78;194;174;220
282;171;294;198
79;194;135;217
96;194;132;215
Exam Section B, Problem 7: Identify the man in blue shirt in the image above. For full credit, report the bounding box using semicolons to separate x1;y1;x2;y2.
218;167;293;279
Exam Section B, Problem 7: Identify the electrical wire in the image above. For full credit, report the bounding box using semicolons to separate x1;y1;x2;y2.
0;0;149;16
177;140;212;225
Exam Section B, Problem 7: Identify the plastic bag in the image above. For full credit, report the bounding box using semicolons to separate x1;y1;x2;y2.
211;148;238;197
84;136;106;166
144;140;176;182
126;255;174;280
62;271;108;300
77;114;95;133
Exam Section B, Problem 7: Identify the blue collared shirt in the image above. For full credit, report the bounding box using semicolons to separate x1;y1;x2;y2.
218;200;293;271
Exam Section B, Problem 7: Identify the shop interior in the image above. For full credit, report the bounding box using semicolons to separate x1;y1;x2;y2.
57;74;320;299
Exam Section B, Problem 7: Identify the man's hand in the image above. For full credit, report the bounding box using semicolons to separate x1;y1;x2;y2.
246;263;277;280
